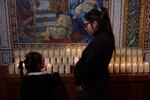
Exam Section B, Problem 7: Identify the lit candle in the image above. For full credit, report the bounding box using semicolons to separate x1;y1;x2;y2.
132;56;137;63
115;56;120;63
120;63;126;73
138;63;143;73
116;48;121;55
127;56;131;62
144;62;149;73
47;63;52;73
121;56;125;63
138;56;143;62
121;48;126;55
53;65;58;73
114;63;119;73
59;65;64;74
108;63;113;73
62;57;67;65
66;48;71;56
54;49;59;57
74;57;79;65
43;49;48;58
137;49;142;56
15;62;19;74
44;58;50;66
9;63;15;74
56;57;61;64
77;48;82;57
132;48;137;56
65;64;70;74
60;49;65;56
127;48;131;56
71;48;76;56
49;49;54;57
126;62;131;73
15;57;20;68
68;57;73;65
132;63;137;73
50;57;55;65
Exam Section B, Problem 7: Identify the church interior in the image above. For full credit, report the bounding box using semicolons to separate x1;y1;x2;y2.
0;0;150;100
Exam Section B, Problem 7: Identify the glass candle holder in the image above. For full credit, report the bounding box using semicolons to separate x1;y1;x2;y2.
138;63;143;73
126;62;132;73
120;63;126;73
108;62;113;73
114;63;119;73
66;48;71;56
144;62;150;73
53;65;58;73
132;63;137;73
9;63;15;75
132;48;137;56
77;48;82;57
59;65;64;74
71;48;77;57
54;49;59;57
127;48;131;56
47;63;52;73
65;64;71;74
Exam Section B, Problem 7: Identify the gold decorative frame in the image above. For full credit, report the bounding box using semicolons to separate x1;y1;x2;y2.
122;0;128;47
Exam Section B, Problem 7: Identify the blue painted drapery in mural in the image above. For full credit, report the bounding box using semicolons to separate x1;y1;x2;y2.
66;0;104;43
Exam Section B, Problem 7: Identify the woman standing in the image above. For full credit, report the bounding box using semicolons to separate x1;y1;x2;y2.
74;7;115;100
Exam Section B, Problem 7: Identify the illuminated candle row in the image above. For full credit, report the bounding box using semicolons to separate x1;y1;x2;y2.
46;64;71;74
108;62;150;74
44;57;79;65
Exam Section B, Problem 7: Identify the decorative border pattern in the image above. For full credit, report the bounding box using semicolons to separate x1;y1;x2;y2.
139;0;145;48
142;0;150;50
122;0;128;47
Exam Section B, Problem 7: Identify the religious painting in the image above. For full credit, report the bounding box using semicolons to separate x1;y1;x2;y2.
15;0;109;44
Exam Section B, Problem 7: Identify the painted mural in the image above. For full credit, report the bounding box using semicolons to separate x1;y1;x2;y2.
16;0;109;43
126;0;141;47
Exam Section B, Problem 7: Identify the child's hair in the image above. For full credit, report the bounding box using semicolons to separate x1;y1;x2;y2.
24;51;43;72
18;52;43;78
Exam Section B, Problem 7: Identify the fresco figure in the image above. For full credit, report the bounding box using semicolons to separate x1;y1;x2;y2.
17;0;40;42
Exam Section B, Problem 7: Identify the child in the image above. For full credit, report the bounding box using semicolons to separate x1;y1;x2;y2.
18;51;68;100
